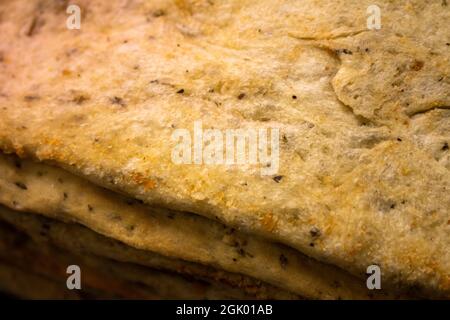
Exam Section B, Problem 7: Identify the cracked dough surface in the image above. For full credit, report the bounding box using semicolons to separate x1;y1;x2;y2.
0;0;448;296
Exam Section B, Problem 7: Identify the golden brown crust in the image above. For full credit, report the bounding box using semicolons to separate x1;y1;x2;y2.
0;0;448;296
0;155;379;299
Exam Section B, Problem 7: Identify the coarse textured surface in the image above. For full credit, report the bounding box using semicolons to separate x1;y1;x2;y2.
0;0;448;296
0;155;382;299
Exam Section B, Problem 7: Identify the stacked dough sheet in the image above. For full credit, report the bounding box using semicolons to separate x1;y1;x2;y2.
0;0;448;299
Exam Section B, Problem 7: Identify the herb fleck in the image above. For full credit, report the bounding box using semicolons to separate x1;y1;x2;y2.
340;49;353;55
110;96;126;107
24;95;40;101
309;226;321;238
73;95;89;105
279;254;288;268
226;228;236;235
15;182;27;190
411;60;424;71
167;212;175;219
108;213;122;221
273;175;283;183
14;159;22;169
26;16;39;37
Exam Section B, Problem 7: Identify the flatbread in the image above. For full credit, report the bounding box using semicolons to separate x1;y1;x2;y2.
0;220;262;300
0;262;85;300
0;206;297;300
0;0;448;296
0;154;386;299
